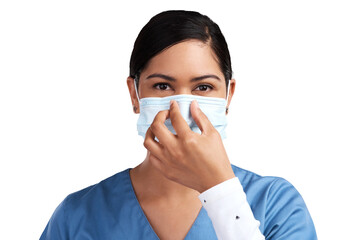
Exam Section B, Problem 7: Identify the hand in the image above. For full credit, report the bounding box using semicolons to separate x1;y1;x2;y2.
143;99;235;193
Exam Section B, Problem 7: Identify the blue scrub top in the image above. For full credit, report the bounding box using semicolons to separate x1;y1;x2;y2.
40;164;317;239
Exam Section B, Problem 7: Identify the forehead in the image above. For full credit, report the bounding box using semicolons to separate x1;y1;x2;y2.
140;40;224;81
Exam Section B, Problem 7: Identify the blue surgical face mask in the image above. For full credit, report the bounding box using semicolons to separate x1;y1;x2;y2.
134;79;230;139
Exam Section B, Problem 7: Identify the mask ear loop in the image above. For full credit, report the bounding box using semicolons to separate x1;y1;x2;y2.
226;80;231;101
225;80;231;114
132;78;141;113
134;78;140;102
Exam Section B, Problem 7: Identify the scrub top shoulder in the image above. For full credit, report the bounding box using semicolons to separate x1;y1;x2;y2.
40;164;317;239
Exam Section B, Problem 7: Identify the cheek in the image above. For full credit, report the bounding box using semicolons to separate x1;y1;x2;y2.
211;82;227;98
209;89;226;98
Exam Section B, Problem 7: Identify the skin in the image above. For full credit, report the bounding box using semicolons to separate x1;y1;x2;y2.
126;39;236;239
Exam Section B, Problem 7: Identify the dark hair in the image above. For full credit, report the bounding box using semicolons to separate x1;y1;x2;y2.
129;10;232;90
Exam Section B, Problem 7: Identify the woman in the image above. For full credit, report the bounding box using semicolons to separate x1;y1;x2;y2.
40;10;317;239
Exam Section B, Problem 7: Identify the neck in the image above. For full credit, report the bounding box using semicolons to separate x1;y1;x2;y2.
129;151;200;203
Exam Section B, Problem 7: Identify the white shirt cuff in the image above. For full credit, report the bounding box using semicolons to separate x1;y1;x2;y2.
198;177;264;240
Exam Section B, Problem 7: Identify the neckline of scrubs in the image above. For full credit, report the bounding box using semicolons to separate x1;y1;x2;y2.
125;168;208;239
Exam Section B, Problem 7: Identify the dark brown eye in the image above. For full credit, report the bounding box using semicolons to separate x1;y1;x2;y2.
154;83;170;90
195;84;213;91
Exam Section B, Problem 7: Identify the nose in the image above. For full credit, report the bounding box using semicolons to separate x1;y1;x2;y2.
175;87;192;95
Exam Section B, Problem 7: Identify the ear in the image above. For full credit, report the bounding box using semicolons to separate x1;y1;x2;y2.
126;77;140;114
226;79;236;115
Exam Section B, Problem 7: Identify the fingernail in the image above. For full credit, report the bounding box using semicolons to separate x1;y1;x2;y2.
170;100;175;107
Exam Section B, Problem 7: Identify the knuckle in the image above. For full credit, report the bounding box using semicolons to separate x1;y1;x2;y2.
171;148;183;159
209;129;221;138
183;135;197;146
150;121;162;132
143;138;151;149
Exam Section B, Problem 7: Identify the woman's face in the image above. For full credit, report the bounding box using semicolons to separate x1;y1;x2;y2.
127;39;235;113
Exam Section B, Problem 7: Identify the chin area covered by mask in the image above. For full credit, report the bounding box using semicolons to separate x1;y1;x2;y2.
135;79;229;139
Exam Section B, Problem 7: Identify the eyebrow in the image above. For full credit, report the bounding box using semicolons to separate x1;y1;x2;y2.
191;74;221;82
145;73;221;82
146;73;176;81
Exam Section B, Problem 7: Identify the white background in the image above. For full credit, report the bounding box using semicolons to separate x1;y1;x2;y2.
0;0;359;239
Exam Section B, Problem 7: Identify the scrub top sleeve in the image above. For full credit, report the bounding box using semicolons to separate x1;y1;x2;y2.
264;178;317;240
198;177;265;240
40;197;69;240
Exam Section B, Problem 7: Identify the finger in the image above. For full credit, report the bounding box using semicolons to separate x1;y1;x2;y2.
169;100;191;137
190;100;214;134
150;109;176;144
143;126;165;159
